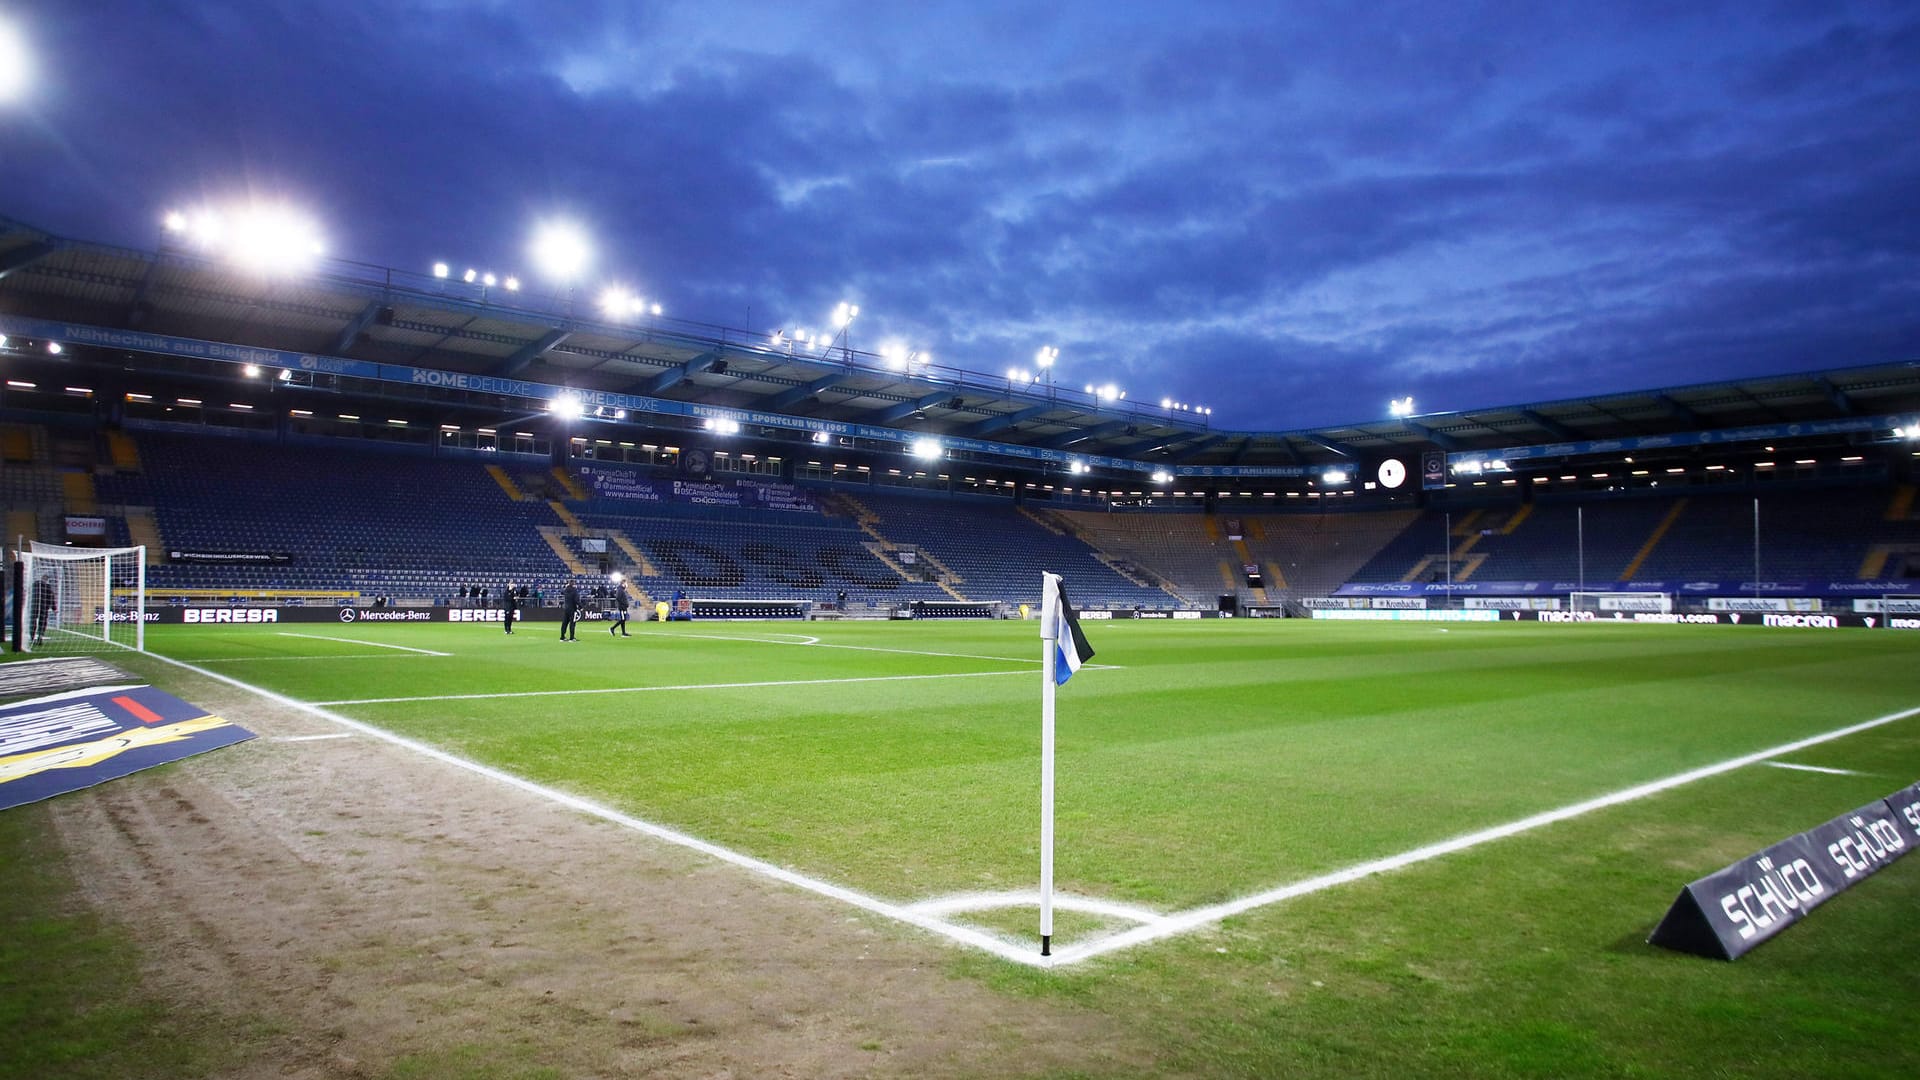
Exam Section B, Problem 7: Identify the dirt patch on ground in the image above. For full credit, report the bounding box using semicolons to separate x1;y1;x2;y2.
42;662;1164;1079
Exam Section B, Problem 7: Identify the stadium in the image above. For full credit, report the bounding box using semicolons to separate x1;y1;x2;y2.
5;8;1920;1079
4;208;1920;1077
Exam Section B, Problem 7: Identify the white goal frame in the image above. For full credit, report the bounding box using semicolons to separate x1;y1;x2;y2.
1878;593;1920;616
14;541;147;654
1568;590;1673;615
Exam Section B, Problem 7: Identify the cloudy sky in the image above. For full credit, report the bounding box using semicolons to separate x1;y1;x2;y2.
2;1;1916;430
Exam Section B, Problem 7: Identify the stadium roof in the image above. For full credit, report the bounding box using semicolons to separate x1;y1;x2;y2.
3;215;1918;475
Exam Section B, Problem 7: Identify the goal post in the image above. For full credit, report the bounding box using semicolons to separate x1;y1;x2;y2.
1878;594;1920;616
1568;590;1672;615
12;541;147;654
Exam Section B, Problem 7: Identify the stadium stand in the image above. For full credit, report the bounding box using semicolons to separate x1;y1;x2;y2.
26;422;1916;613
1047;509;1223;604
92;429;578;602
571;489;952;607
849;490;1172;607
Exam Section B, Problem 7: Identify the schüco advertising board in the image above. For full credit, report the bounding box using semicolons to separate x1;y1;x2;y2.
1649;783;1920;960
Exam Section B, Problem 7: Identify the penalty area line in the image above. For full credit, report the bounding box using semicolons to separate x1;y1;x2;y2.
1050;702;1920;966
312;668;1038;706
277;633;450;656
132;650;1054;968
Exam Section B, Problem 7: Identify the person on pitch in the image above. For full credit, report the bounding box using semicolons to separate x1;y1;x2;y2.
609;581;631;636
31;577;55;644
560;578;581;641
501;582;518;634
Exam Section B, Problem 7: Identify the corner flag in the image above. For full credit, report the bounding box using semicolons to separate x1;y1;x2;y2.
1038;571;1096;959
1044;574;1096;685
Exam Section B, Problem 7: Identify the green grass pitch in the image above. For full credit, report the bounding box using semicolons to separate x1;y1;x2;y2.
50;619;1920;1074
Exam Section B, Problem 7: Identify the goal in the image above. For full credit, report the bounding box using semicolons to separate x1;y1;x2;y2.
11;542;147;655
1569;590;1672;616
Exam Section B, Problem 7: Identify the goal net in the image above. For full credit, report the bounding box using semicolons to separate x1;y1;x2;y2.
12;542;147;655
1569;590;1672;615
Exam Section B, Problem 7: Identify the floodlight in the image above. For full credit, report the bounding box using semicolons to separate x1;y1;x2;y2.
242;364;261;378
651;303;662;316
811;431;830;444
504;277;521;291
432;262;449;278
832;301;859;328
599;287;629;317
163;211;190;234
482;273;497;287
1098;383;1119;401
1161;397;1172;409
1035;346;1059;368
530;220;593;281
0;334;8;348
911;437;942;460
46;341;61;355
610;571;623;582
1151;470;1172;485
550;393;584;419
1389;396;1415;418
464;268;478;283
277;369;292;382
1323;470;1349;485
0;18;32;103
1069;461;1088;475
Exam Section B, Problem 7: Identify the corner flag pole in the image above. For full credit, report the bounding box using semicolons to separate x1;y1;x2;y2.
1039;571;1059;958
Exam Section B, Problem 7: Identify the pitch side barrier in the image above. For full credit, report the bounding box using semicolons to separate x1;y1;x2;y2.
1650;781;1920;960
1509;610;1920;630
140;605;578;625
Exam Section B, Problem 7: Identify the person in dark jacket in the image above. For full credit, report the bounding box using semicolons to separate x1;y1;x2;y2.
31;578;56;644
609;585;630;636
560;579;581;641
501;583;518;634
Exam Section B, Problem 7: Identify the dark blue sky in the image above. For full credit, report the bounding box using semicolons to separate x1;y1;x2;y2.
2;1;1917;430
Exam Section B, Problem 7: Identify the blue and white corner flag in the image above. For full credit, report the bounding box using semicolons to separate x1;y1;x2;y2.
1043;572;1096;685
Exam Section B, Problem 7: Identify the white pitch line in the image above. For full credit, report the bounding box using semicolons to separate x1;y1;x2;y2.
132;651;1052;967
671;630;1041;666
181;654;439;663
908;889;1167;926
275;733;355;743
312;668;1038;706
1765;761;1868;777
277;633;450;656
1047;703;1920;966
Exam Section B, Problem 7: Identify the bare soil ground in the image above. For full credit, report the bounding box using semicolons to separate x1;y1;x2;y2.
41;664;1164;1079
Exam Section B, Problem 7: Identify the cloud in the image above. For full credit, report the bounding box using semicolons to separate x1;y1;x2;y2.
2;1;1916;431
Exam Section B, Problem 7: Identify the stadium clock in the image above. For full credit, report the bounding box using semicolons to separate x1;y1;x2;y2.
1377;457;1407;489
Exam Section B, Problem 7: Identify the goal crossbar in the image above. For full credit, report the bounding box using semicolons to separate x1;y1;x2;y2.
1568;590;1673;615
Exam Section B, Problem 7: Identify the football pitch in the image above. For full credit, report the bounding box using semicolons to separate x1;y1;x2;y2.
79;618;1920;1073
